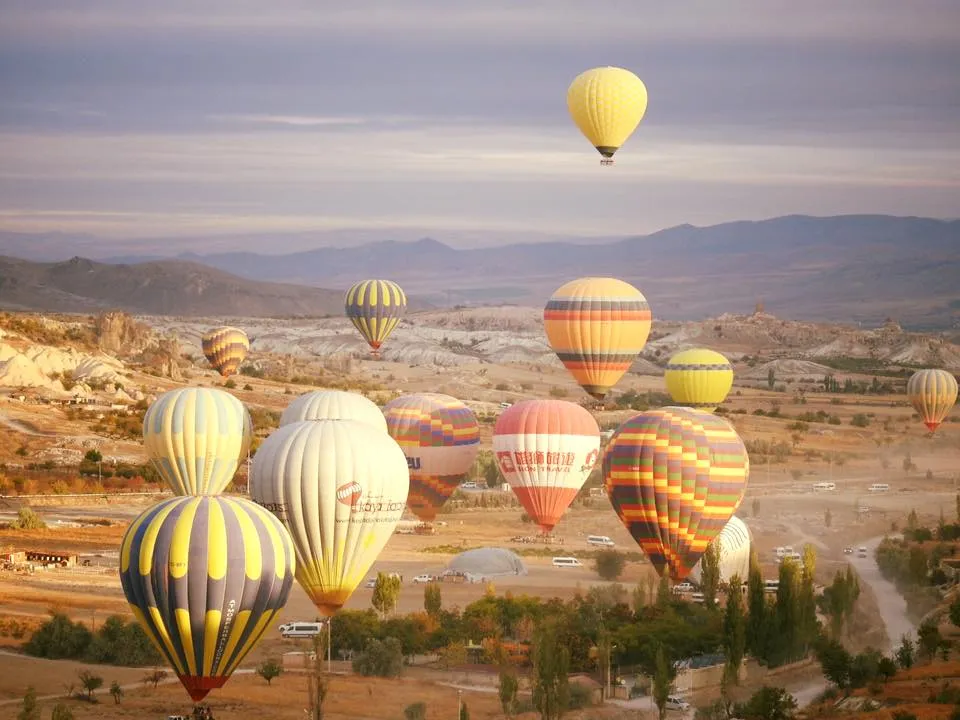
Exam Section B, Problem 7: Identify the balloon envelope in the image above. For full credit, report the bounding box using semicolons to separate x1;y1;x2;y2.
567;66;648;161
201;326;249;377
603;406;749;580
143;387;252;496
493;399;600;532
249;419;409;616
344;279;407;352
119;495;295;702
664;348;734;411
384;393;480;522
543;277;652;399
689;515;752;585
281;389;388;433
907;368;958;432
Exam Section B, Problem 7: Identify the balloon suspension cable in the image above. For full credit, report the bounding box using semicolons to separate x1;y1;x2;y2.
600;158;614;167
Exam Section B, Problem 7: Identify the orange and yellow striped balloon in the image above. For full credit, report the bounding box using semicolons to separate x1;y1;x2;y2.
543;277;652;400
201;326;249;377
603;407;749;580
907;368;958;432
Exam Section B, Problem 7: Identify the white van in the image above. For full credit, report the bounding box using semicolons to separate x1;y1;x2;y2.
868;483;890;492
552;557;583;568
857;547;868;558
812;482;836;492
764;579;779;594
587;535;615;547
279;621;324;638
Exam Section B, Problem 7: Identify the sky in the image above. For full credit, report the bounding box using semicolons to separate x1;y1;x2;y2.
0;1;959;250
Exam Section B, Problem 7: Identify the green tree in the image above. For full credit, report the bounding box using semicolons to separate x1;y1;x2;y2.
652;644;676;720
109;681;123;704
656;576;672;607
736;686;796;720
78;670;103;702
12;507;46;530
814;638;852;690
499;666;519;719
917;620;941;662
722;575;746;684
699;541;722;610
460;701;470;720
424;583;442;617
949;596;960;628
767;368;776;390
745;552;767;657
306;631;329;720
895;635;915;669
404;703;427;720
50;704;74;720
751;498;760;517
594;549;626;580
824;508;832;528
17;686;39;720
84;449;103;463
352;637;403;678
24;612;92;659
531;620;570;720
257;658;282;685
371;573;402;618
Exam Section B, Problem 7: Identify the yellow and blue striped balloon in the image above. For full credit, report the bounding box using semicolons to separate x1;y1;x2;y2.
664;348;734;411
143;388;253;496
344;279;407;353
120;495;296;703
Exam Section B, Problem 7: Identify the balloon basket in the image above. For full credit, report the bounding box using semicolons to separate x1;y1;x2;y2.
600;158;614;167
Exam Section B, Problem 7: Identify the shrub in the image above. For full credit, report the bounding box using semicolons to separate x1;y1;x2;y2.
594;549;626;581
11;507;46;529
352;637;403;677
404;702;427;720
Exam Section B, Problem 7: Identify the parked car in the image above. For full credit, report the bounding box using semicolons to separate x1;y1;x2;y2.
364;578;377;588
665;696;691;711
412;574;434;584
673;582;695;594
843;547;853;554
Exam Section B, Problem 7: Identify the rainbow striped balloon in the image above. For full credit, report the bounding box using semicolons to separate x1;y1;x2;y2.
344;279;407;353
383;393;480;521
543;277;652;400
603;406;749;580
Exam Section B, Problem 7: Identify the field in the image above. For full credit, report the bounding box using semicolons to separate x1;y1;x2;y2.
0;309;958;718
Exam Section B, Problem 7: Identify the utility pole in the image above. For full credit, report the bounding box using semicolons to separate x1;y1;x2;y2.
457;689;463;720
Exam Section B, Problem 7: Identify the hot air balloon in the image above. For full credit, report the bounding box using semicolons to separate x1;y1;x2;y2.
281;389;388;433
143;387;253;496
689;515;752;585
603;407;749;580
201;326;250;377
567;66;648;166
543;277;652;400
907;369;958;432
344;279;407;355
119;495;295;702
664;348;734;411
249;419;409;616
383;393;480;522
493;399;600;533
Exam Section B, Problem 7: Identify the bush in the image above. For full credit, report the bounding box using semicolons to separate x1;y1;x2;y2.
24;613;91;660
567;683;594;709
25;613;160;666
11;507;46;529
594;549;626;580
352;637;403;677
256;659;282;685
404;702;427;720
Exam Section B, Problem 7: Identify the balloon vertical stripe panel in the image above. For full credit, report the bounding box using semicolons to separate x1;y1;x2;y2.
543;277;652;399
493;400;600;532
383;394;480;522
603;407;748;580
201;327;250;377
249;420;410;616
143;388;253;496
907;369;958;431
119;496;295;703
344;279;407;351
280;389;388;432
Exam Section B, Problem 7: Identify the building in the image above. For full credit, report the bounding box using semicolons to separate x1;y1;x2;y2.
25;550;78;567
0;548;28;564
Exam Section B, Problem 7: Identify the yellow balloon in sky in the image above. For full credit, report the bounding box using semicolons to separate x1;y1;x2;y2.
249;419;409;616
664;348;735;411
567;66;648;166
907;368;958;432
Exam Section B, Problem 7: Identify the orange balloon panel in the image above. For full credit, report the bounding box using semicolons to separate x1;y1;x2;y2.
543;277;651;400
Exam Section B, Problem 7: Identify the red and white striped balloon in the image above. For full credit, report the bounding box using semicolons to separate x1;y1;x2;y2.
492;399;600;532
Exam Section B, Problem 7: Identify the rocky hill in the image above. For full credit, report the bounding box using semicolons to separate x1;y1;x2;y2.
0;256;348;317
143;307;960;375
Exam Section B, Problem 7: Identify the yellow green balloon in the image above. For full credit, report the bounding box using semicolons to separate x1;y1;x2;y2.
201;326;250;377
142;387;253;496
664;348;734;411
907;368;958;432
567;66;648;166
344;279;407;354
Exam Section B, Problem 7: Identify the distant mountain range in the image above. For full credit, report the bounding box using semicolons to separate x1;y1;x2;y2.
0;215;957;327
0;256;347;317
